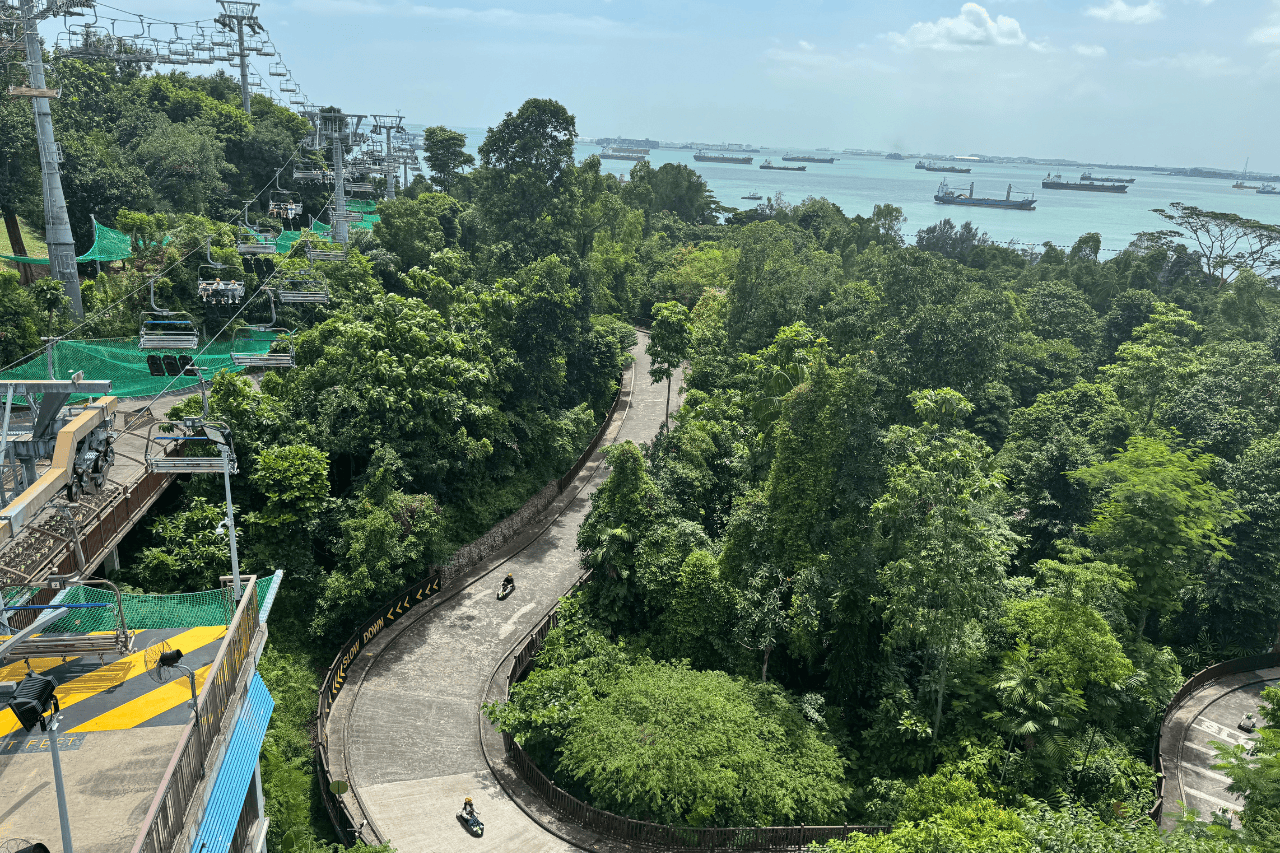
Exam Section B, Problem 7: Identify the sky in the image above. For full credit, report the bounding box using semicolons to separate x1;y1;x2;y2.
71;0;1280;170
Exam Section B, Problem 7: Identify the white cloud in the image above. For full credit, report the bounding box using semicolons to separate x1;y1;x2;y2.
798;40;816;51
887;3;1029;51
1085;1;1165;24
1251;2;1280;44
1073;44;1108;57
1132;50;1243;75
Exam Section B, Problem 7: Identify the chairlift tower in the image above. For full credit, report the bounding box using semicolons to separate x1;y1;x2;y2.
214;0;262;113
370;114;404;200
10;0;94;319
302;109;365;243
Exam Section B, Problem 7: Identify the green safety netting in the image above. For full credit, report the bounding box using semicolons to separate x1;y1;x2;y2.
0;336;274;400
275;231;304;254
31;577;274;632
0;220;139;266
275;223;343;254
346;199;378;213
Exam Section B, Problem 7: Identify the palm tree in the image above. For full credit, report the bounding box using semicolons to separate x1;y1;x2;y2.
986;642;1083;783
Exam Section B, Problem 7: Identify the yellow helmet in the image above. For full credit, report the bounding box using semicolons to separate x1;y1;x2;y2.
464;797;473;803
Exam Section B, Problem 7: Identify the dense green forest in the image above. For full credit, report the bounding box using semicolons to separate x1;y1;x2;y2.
487;179;1280;847
5;53;1280;852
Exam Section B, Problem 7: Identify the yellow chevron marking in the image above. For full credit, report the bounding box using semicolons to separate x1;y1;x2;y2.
70;664;212;732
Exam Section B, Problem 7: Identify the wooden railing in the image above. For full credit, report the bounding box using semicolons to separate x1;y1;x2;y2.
500;597;889;851
130;578;262;853
1150;651;1280;823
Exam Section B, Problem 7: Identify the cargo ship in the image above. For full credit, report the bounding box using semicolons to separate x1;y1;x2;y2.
599;148;647;163
916;160;972;173
1259;183;1279;195
742;191;763;200
934;180;1035;210
760;159;806;171
1042;173;1127;193
885;152;905;160
782;154;835;163
611;146;650;155
694;151;753;164
1080;172;1135;184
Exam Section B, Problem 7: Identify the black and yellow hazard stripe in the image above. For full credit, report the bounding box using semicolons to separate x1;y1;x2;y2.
0;625;227;736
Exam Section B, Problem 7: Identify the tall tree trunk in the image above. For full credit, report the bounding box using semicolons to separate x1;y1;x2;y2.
761;644;772;683
1136;608;1149;639
3;211;39;286
665;374;672;429
933;647;949;742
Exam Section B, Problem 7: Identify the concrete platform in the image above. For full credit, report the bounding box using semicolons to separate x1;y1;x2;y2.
329;338;679;852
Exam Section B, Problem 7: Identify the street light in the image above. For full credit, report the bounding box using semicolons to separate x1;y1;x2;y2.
7;672;75;853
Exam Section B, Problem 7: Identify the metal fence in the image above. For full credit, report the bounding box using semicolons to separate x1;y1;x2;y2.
130;577;262;853
501;599;889;851
1149;650;1280;823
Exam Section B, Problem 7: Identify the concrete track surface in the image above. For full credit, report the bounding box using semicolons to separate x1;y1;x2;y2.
329;339;677;852
1160;665;1280;829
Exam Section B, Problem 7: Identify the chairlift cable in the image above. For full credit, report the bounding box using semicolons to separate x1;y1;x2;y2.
0;145;306;376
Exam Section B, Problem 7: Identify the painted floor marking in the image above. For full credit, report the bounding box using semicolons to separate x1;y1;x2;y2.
0;625;226;737
70;663;212;732
1183;785;1243;813
0;656;76;681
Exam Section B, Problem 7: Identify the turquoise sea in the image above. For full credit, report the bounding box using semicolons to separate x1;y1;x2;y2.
412;125;1280;256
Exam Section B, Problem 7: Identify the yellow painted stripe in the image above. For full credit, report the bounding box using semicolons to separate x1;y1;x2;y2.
0;657;75;681
0;625;227;737
70;664;212;732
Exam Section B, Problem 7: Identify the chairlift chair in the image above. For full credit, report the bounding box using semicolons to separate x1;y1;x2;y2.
247;72;263;89
139;273;199;349
257;39;277;56
236;204;277;255
168;27;193;57
144;419;237;476
139;312;200;349
304;243;346;263
269;61;287;77
237;235;276;256
230;326;294;368
190;44;215;64
275;277;330;304
198;278;245;304
268;174;303;220
280;78;299;93
197;236;245;303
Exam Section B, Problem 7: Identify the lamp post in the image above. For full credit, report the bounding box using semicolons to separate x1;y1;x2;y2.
9;672;74;853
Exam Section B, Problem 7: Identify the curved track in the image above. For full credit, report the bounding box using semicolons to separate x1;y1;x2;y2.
326;340;675;852
1159;663;1280;829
